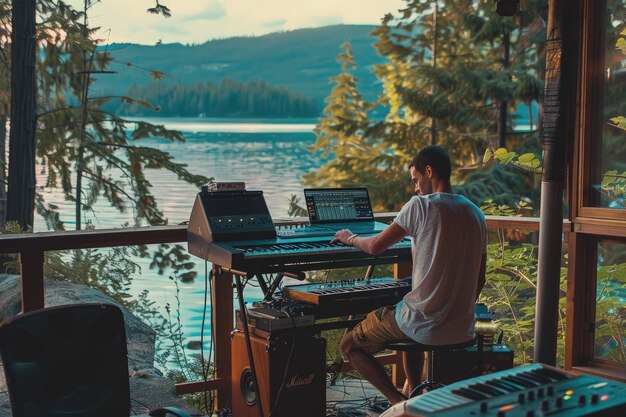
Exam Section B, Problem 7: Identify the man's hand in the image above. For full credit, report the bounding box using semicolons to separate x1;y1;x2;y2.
330;229;354;245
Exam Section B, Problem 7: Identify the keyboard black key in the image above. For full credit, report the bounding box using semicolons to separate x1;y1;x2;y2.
485;379;519;392
451;388;488;401
525;370;552;383
514;374;541;386
503;375;534;388
469;383;506;396
486;379;519;393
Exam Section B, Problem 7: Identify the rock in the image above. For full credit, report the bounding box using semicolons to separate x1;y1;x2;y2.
0;274;204;417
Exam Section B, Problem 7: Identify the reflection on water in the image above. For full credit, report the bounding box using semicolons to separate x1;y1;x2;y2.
37;130;319;228
35;122;322;369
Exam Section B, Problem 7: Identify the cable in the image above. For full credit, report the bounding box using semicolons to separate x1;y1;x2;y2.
268;310;298;417
199;261;213;414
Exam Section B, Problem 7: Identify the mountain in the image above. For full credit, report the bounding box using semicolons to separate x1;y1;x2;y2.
93;24;384;108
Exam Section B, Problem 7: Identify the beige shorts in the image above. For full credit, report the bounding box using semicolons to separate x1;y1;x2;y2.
351;305;409;354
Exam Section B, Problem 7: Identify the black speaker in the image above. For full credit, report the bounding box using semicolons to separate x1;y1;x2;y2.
231;331;326;417
434;344;514;385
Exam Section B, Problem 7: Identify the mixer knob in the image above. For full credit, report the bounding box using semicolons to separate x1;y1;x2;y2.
537;388;544;398
555;397;563;407
497;411;506;417
590;394;599;404
518;393;526;403
479;402;487;413
525;411;535;417
527;391;535;401
578;395;586;406
547;386;554;396
541;400;549;411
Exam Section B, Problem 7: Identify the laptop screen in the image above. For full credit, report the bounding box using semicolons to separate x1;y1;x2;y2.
304;188;374;224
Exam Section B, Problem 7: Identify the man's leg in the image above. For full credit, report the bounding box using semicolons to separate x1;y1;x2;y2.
401;351;424;397
340;331;407;405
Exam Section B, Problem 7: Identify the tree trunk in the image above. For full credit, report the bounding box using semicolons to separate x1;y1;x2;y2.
0;115;7;226
497;30;511;149
7;0;37;230
430;2;438;146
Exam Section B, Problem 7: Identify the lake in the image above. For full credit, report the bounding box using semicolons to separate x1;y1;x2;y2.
34;117;323;370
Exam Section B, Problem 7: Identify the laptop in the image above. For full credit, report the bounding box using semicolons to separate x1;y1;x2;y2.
303;188;386;234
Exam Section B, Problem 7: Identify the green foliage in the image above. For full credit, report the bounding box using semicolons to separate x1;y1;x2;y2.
483;147;542;173
45;247;140;308
596;9;626;208
286;194;307;218
456;164;538;209
479;202;567;366
594;242;626;364
306;0;547;212
114;78;319;118
27;1;212;230
149;243;197;283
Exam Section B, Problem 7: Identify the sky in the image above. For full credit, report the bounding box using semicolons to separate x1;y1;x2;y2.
65;0;407;45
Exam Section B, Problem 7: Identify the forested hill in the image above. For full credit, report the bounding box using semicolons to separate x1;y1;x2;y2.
93;24;383;115
116;78;319;117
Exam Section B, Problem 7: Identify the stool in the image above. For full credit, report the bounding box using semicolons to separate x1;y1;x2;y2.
387;337;478;397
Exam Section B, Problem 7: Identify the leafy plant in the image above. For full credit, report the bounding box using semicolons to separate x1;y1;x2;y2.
594;243;626;363
479;202;568;366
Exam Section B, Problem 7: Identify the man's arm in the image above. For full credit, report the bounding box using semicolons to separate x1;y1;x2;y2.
476;253;486;301
331;222;408;255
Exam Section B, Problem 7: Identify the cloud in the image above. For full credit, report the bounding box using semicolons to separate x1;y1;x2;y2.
181;2;227;22
65;0;406;44
262;18;288;29
148;23;190;37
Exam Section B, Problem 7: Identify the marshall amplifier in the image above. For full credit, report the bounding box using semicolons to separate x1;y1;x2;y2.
231;331;326;417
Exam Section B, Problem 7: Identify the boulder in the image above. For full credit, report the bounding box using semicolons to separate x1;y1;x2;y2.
0;274;204;417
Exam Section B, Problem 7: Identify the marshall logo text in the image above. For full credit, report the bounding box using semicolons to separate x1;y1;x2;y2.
286;373;315;388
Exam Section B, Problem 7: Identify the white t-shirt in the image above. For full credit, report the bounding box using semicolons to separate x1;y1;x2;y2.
394;193;487;345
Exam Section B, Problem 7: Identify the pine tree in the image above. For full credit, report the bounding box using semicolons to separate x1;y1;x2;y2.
34;0;209;230
306;0;548;210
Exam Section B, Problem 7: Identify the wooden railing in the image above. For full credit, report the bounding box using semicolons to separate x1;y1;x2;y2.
0;214;572;406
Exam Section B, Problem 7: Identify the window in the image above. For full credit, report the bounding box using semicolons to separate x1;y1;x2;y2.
583;1;626;211
595;241;626;364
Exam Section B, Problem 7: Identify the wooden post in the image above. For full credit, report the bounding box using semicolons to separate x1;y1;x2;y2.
394;262;412;280
392;261;412;388
212;265;233;410
20;249;44;312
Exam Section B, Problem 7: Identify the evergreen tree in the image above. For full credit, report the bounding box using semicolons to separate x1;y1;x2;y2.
34;0;209;230
306;0;548;210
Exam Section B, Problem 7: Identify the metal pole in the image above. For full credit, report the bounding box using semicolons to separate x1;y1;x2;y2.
534;0;571;365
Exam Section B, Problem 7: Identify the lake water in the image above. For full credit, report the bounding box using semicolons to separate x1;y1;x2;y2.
34;117;323;370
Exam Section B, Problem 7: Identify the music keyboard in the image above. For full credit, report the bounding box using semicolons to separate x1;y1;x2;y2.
380;363;626;417
282;277;411;318
193;234;412;274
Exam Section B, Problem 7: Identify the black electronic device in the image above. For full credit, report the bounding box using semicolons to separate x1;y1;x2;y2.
380;363;626;417
236;307;315;332
282;277;411;318
433;344;514;385
187;188;276;260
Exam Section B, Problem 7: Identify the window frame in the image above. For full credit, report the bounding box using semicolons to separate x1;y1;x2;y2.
568;0;626;379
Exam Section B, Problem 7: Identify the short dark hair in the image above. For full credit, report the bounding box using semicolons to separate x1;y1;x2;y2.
409;146;451;181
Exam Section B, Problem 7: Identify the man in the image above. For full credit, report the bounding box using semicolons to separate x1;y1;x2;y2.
331;146;487;404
